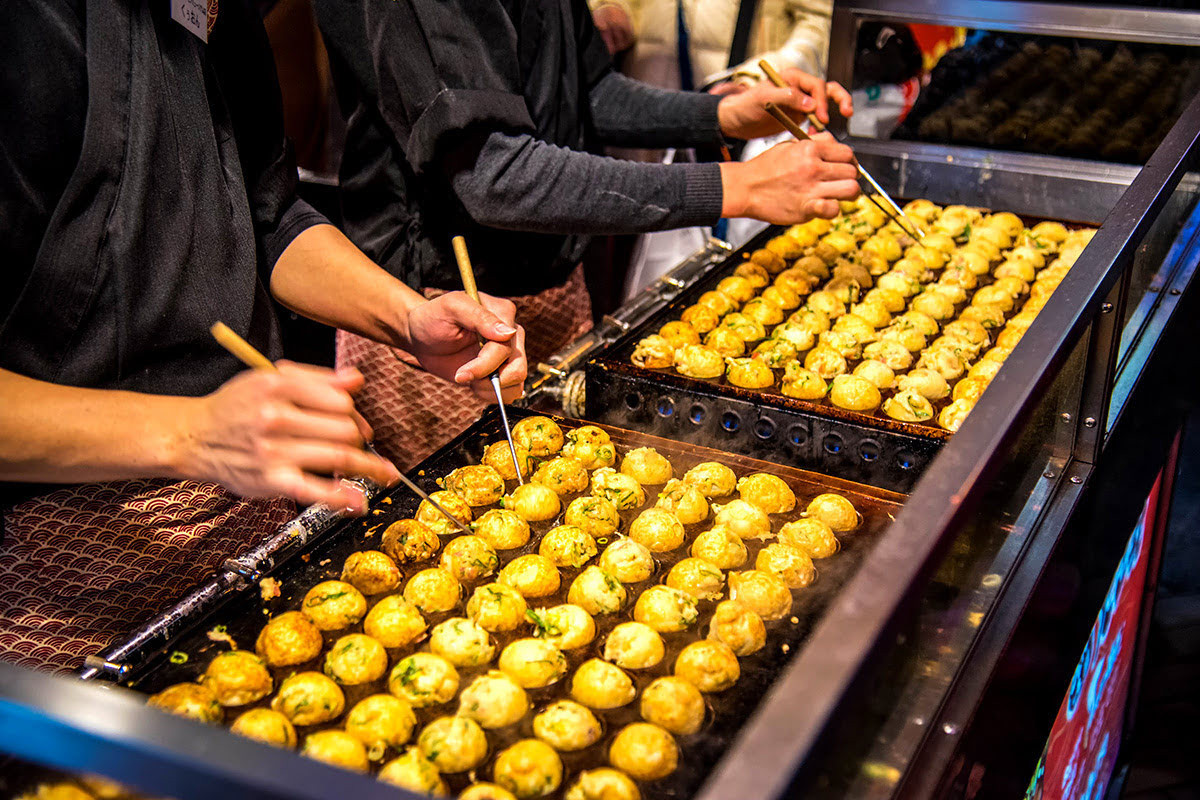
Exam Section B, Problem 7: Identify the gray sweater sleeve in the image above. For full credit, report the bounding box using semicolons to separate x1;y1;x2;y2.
588;71;727;149
448;131;724;234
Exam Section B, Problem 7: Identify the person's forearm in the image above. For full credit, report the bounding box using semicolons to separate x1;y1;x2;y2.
588;71;726;149
269;223;425;351
450;132;723;234
0;369;191;484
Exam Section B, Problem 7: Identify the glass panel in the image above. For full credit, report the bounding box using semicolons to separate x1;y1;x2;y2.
808;321;1091;798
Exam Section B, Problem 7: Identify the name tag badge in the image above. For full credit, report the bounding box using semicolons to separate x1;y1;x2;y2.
171;0;218;42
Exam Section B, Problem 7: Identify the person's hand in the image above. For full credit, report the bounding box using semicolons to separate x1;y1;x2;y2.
399;292;528;403
720;135;860;224
717;68;854;140
180;363;399;514
708;80;749;97
593;3;635;54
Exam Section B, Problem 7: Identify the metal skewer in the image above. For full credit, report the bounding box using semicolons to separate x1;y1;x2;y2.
762;102;923;241
209;322;473;534
758;59;926;240
450;236;526;485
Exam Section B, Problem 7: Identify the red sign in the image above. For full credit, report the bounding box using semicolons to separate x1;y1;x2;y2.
1024;475;1159;800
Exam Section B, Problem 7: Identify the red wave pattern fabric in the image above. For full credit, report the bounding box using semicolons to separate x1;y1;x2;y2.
0;479;294;673
337;265;594;471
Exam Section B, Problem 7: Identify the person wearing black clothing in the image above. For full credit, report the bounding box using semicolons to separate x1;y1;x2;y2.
318;0;858;467
0;0;525;671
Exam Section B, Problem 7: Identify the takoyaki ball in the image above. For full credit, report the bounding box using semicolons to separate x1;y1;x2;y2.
564;495;620;538
674;640;740;693
147;682;222;724
780;367;828;400
995;326;1025;351
883;389;935;423
864;287;906;313
498;554;561;599
750;246;788;273
529;604;596;650
906;244;946;271
609;723;678;781
712;498;771;540
859;250;890;277
775;267;817;296
388;653;460;708
929;283;969;306
565;769;641;800
501;483;561;523
725;357;774;389
910;291;957;322
17;784;95;800
256;611;323;667
640;676;705;736
889;257;928;281
272;672;345;726
500;638;568;688
949;249;989;277
853;359;895;390
440;535;499;583
620;448;673;487
494;740;564;799
301;730;369;772
829;374;882;412
1030;221;1068;244
876;271;922;298
657;320;700;348
539;525;598;569
629;508;685;552
633;585;699;633
805;291;847;320
324;633;388;685
680;304;720;335
381;518;441;565
939;398;976;432
716;275;756;303
403;568;462;614
345;694;417;758
690;526;748;569
202;650;272;706
880;324;928;354
915;348;966;382
599;539;655;584
961;238;1000;264
742;297;784;326
417;490;474;537
459;583;528;638
459;671;530;729
444;465;506;507
341;550;401;596
666;558;725;601
683;462;736;498
473;509;532;551
708;316;757;349
604;621;665;670
674;343;724;378
971;225;1012;250
591;467;646;510
364;595;427;649
728;570;792;620
938;265;978;290
921;231;958;254
957;303;1006;331
943;319;988;349
707;600;766;656
953;376;990;403
417;715;489;773
968;358;1003;384
980;346;1011;365
894;369;947;403
302;580;368;631
378;748;448;796
631;335;676;369
533;700;603;751
429;617;495;667
231;708;297;749
696;289;737;316
995;259;1037;282
570;658;636;709
804;344;848;379
756;543;816;588
763;283;805;313
462;785;519;800
736;473;796;514
863;233;903;262
805;493;859;532
849;300;892;329
819;329;864;361
971;285;1015;312
778;518;839;559
532;457;590;496
484;440;536;482
568;566;627;615
788;306;831;335
512;416;565;458
903;198;940;222
562;425;617;470
982;211;1023;238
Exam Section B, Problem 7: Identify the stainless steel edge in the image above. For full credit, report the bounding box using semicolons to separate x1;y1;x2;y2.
693;86;1200;800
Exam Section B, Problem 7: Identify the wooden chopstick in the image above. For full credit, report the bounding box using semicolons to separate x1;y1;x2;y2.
211;322;276;371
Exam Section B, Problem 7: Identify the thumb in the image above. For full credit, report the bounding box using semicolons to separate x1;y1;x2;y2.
446;292;517;342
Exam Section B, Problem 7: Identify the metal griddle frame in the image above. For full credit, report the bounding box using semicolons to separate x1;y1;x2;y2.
3;4;1200;799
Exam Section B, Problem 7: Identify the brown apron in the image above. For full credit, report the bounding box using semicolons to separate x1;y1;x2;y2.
337;265;594;471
